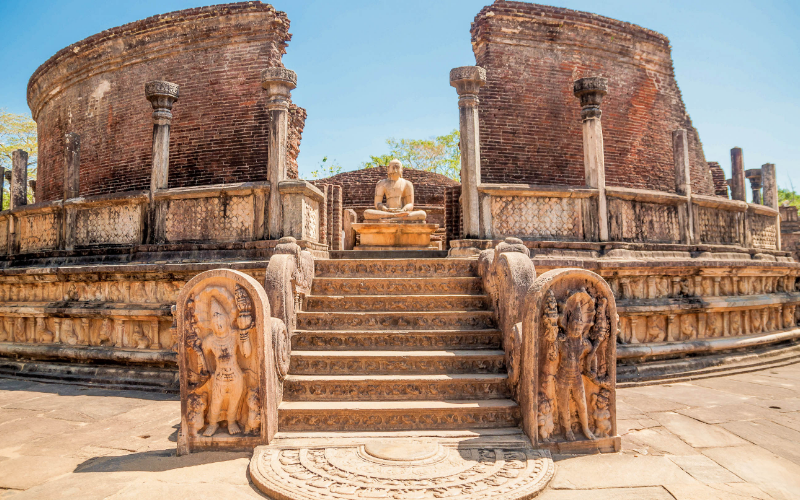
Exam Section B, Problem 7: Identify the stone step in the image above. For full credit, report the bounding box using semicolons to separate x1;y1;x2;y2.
314;258;478;278
296;310;496;331
311;277;483;296
291;329;503;351
304;294;491;312
278;399;521;432
283;373;511;401
289;350;506;375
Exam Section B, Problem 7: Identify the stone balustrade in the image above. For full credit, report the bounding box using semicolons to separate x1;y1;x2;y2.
0;180;324;255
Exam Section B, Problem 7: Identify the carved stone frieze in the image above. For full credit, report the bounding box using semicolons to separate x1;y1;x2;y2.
696;206;740;245
278;409;521;432
76;203;143;246
749;213;778;249
312;278;482;296
290;356;506;375
491;196;581;239
18;212;59;253
292;332;501;350
250;442;554;500
297;312;495;331
165;195;254;243
314;259;477;278
608;199;681;243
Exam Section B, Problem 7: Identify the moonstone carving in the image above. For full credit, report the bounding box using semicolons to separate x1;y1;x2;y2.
520;268;620;454
177;269;284;455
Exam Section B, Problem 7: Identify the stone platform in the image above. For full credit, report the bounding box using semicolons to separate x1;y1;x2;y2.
2;362;800;499
352;222;439;248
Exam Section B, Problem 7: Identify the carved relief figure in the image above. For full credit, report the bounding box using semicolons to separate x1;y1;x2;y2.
97;318;113;346
35;318;54;343
132;324;150;349
680;314;697;340
363;160;427;222
554;289;596;441
538;290;559;441
592;389;612;438
784;305;796;328
645;315;666;343
61;319;79;345
200;293;251;436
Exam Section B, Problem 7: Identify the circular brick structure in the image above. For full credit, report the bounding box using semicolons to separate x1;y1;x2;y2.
27;2;305;203
472;2;715;195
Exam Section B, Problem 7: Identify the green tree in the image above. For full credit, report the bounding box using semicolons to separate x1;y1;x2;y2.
310;156;343;180
0;109;37;209
361;129;461;181
779;186;800;212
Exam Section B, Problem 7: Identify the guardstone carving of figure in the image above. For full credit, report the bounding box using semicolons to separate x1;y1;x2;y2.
523;268;619;454
177;269;282;455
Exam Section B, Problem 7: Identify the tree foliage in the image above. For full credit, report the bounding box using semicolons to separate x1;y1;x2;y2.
0;110;37;209
779;186;800;213
310;156;343;180
361;130;461;181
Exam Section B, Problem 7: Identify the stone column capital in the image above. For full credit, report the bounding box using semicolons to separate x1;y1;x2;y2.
573;77;608;120
261;67;297;110
450;66;486;107
145;81;179;124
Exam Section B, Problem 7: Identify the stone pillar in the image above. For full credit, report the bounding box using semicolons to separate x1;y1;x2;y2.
0;167;5;209
145;81;179;193
64;132;81;199
261;68;297;240
28;180;36;204
730;147;746;201
449;66;486;239
10;150;28;209
672;129;694;244
745;169;762;205
762;163;780;250
574;77;609;241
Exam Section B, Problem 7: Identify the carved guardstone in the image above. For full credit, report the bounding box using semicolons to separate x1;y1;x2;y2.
176;269;286;454
520;268;620;454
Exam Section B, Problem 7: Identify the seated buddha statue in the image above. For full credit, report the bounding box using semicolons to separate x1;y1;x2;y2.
363;159;427;222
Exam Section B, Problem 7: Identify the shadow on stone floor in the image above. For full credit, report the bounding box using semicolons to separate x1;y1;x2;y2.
0;376;178;402
73;448;251;474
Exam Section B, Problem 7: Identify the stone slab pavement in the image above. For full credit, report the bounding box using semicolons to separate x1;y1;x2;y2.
0;363;799;499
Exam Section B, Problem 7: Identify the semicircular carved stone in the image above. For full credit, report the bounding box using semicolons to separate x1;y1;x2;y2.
176;269;283;455
250;440;554;500
520;268;620;454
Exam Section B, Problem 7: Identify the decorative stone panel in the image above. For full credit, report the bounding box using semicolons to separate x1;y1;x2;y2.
165;195;254;243
0;217;8;253
608;199;680;243
696;205;739;245
491;196;581;240
19;212;59;253
749;213;777;250
76;203;143;246
303;198;319;243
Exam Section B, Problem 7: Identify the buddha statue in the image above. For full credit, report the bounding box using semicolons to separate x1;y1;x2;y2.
363;159;427;222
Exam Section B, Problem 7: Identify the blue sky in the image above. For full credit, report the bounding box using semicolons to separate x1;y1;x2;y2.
1;0;798;193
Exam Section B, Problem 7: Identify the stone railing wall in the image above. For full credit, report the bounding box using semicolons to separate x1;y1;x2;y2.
473;183;780;252
478;185;599;241
0;180;324;254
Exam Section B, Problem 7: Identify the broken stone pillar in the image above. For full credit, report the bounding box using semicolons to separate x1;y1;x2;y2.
745;169;762;205
28;180;36;204
762;163;780;250
261;68;297;240
449;66;486;239
10;150;28;209
574;77;609;241
145;81;179;193
64;132;80;199
672;129;694;244
730;148;746;201
343;209;357;250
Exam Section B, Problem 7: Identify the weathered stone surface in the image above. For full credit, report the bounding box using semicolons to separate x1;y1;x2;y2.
250;439;554;500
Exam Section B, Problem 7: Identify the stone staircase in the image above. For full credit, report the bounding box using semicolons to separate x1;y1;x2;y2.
278;258;522;433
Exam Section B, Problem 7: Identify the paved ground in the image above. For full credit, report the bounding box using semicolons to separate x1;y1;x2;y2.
1;363;800;499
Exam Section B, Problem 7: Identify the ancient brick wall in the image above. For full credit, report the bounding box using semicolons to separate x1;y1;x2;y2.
444;185;463;242
471;2;715;196
28;2;304;203
708;162;729;197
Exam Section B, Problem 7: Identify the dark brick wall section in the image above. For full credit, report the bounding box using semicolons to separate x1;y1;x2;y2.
471;1;715;196
708;162;729;198
444;185;463;243
28;2;304;202
315;166;459;207
310;183;343;250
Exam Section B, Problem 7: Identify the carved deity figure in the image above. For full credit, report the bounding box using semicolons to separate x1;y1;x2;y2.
784;305;796;329
362;159;427;222
538;290;560;441
555;290;596;441
592;390;612;438
200;295;252;437
35;318;54;343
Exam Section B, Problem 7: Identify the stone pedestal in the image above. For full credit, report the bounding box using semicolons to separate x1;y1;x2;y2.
352;222;439;249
